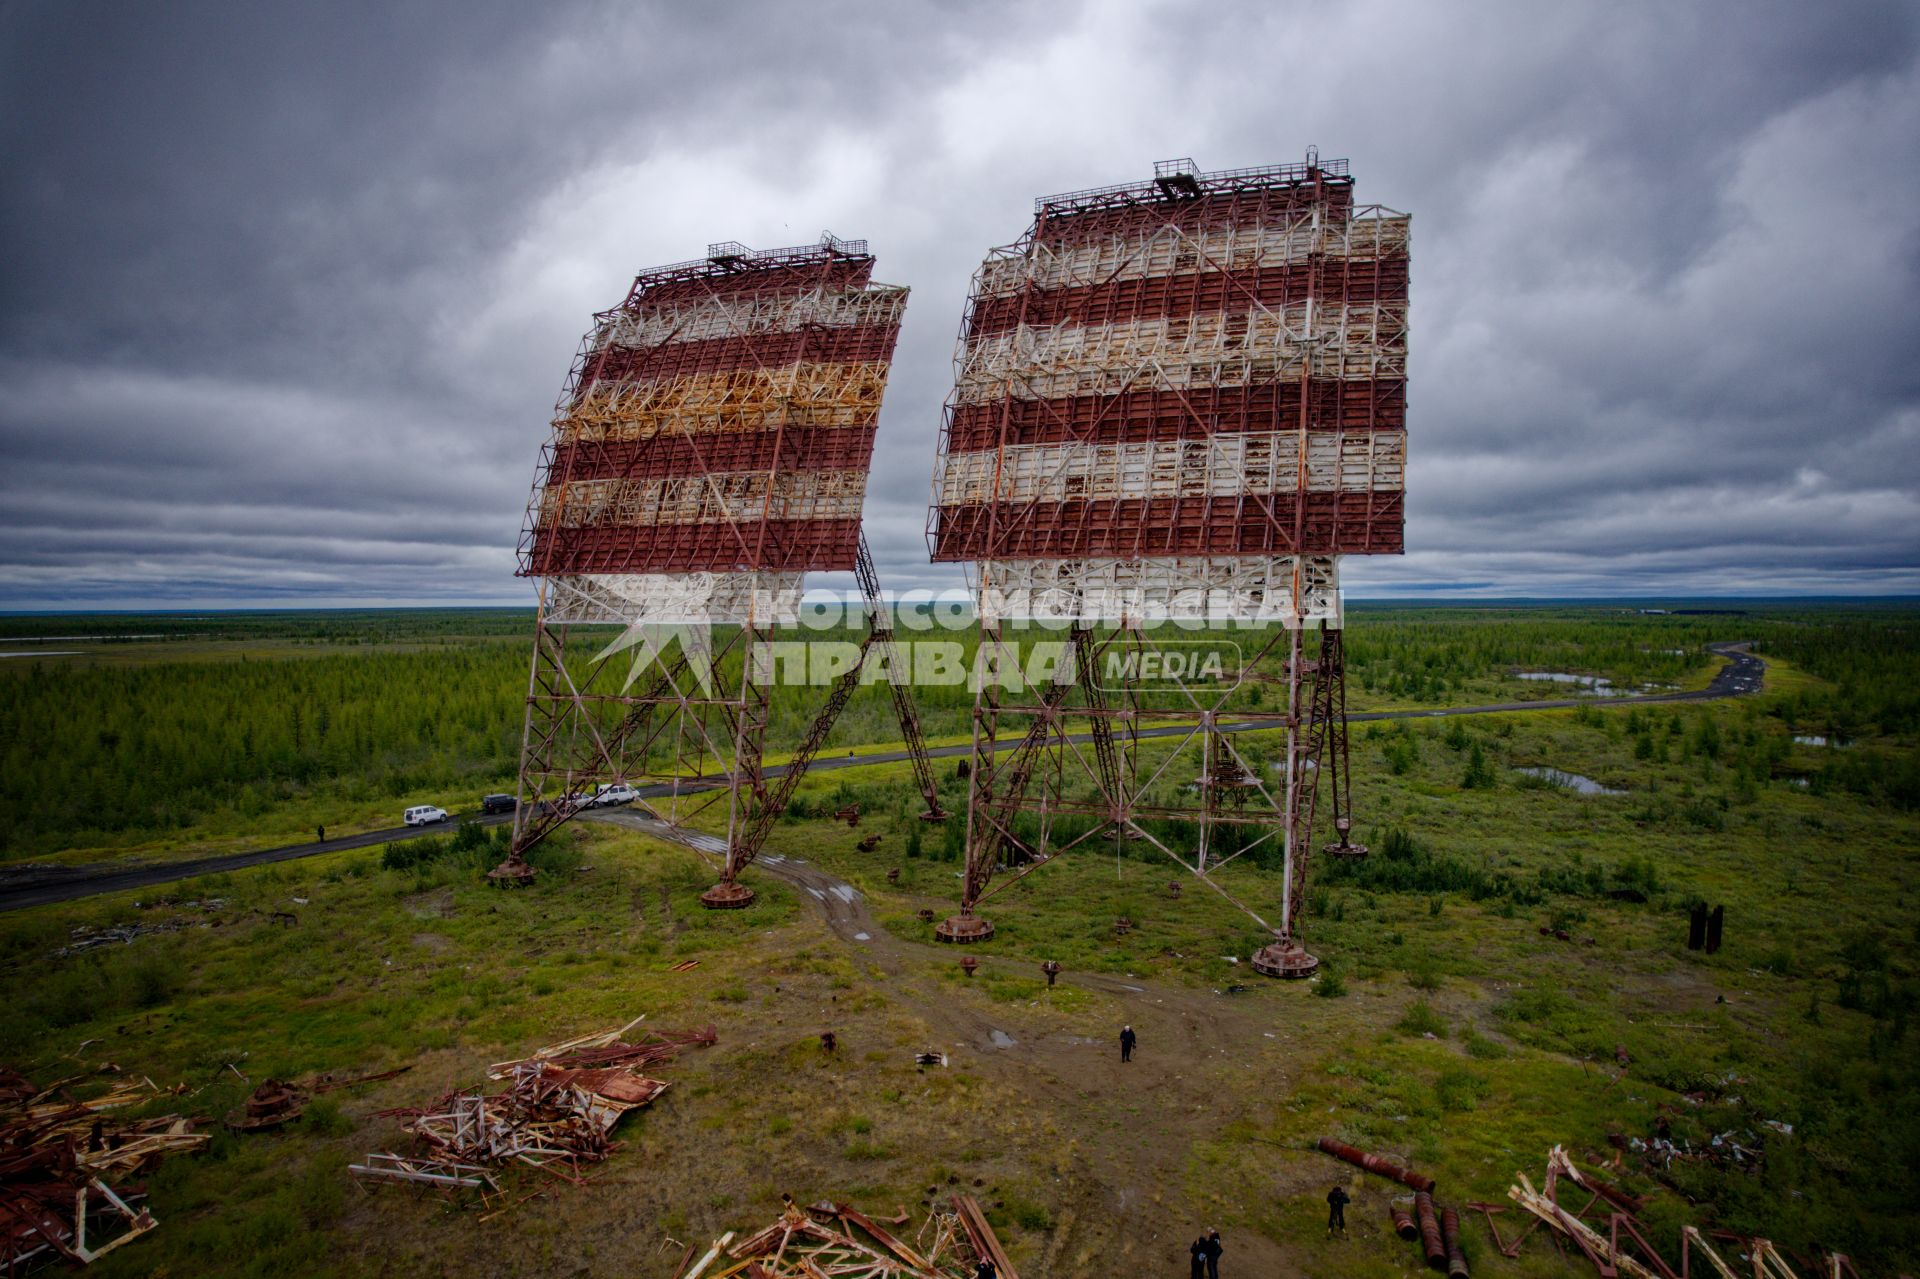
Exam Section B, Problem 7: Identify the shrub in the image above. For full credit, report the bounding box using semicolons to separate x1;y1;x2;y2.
1435;1067;1492;1112
1397;1000;1447;1036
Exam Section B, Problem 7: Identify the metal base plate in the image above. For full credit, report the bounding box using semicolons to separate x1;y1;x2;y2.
934;914;995;944
1251;938;1320;978
699;881;756;909
1322;839;1370;859
486;857;536;887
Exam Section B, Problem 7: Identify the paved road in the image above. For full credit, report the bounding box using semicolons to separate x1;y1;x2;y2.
0;642;1762;913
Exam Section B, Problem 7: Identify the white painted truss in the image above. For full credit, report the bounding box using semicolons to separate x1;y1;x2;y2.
954;302;1408;405
973;555;1341;627
936;431;1404;506
976;209;1409;298
589;283;909;350
542;572;806;625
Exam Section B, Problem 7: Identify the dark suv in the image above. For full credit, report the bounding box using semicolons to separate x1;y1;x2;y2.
479;793;516;815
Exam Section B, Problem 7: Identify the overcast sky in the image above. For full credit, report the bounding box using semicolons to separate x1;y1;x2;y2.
3;0;1917;609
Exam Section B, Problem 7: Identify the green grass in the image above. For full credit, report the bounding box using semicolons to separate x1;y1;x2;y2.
0;603;1915;1275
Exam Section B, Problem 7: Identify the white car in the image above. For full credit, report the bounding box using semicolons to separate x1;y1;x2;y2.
403;805;450;826
590;782;639;807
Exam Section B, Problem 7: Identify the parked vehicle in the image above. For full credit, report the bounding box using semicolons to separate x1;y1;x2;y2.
479;793;517;815
590;782;639;807
403;805;449;826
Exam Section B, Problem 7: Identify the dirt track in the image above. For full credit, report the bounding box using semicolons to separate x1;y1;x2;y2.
595;811;1326;1274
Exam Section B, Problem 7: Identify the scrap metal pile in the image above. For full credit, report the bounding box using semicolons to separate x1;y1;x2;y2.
674;1193;1016;1279
0;1069;208;1271
1502;1145;1875;1279
363;1019;714;1188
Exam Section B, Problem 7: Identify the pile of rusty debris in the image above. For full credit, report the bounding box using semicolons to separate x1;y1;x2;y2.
356;1018;714;1197
1325;1137;1882;1279
674;1193;1016;1279
0;1069;207;1270
1499;1145;1876;1279
223;1065;412;1133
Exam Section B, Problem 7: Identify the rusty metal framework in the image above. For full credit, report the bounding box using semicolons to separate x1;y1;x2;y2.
494;235;942;900
927;155;1408;975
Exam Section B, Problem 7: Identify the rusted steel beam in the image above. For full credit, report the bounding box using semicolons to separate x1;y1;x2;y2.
1318;1137;1436;1193
946;381;1406;451
931;493;1404;561
952;1193;1019;1279
1416;1191;1446;1271
551;425;878;483
530;515;863;576
970;256;1409;335
1444;1206;1469;1278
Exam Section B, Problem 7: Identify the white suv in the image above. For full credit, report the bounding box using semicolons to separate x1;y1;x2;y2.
403;805;450;826
590;783;639;807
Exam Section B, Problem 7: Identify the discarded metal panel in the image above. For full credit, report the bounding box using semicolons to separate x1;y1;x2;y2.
348;1153;499;1192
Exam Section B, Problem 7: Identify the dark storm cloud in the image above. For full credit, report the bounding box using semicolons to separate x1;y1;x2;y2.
1;0;1916;607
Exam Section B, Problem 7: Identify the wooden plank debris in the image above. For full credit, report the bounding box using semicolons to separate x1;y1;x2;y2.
0;1068;205;1271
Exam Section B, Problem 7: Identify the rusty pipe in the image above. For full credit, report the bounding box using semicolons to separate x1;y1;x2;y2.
1415;1192;1445;1271
1318;1137;1437;1193
1443;1206;1468;1278
1391;1204;1419;1240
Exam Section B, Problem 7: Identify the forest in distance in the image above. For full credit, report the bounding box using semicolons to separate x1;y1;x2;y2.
0;600;1914;860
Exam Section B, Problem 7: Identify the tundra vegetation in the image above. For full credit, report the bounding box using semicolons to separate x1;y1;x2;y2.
0;602;1913;1276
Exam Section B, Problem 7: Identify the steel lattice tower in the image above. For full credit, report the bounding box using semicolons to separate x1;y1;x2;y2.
926;155;1409;975
496;234;943;902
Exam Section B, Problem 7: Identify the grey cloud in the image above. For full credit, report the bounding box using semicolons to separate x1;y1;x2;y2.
1;0;1917;608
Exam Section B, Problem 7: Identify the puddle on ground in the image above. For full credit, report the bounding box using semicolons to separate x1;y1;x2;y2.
1794;735;1849;748
1515;766;1625;796
1514;671;1643;697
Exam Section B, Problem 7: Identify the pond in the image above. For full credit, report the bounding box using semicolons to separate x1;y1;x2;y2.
1514;766;1625;796
1513;672;1636;697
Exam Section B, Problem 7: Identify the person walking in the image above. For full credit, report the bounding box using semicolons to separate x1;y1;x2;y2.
1119;1024;1136;1063
1326;1185;1350;1235
1203;1227;1223;1279
1187;1234;1207;1279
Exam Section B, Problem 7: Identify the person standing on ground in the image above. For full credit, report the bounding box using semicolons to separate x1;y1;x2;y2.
1188;1234;1207;1279
316;825;325;844
1119;1024;1136;1062
1326;1185;1350;1235
1203;1227;1222;1278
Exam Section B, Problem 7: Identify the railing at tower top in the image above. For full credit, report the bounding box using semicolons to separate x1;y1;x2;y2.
1036;155;1353;215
